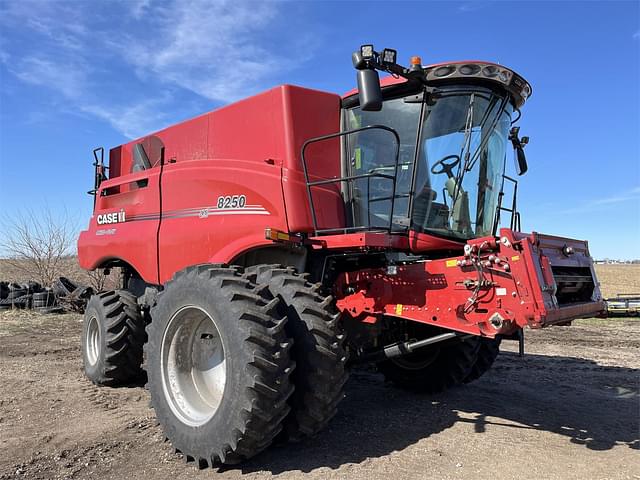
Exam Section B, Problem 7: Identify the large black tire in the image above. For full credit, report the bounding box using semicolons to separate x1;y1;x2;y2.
244;264;348;441
146;264;295;466
463;337;501;383
378;335;480;393
33;290;56;308
25;281;42;293
12;294;32;309
7;286;27;300
52;277;78;298
81;290;146;386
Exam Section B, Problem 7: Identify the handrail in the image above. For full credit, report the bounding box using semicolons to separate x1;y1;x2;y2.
301;124;401;235
493;174;521;233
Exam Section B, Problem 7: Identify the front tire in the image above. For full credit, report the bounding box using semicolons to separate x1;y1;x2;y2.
146;264;295;466
378;335;480;393
81;290;146;386
463;337;501;383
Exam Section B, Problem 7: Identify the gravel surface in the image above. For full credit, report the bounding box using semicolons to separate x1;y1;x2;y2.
0;311;638;480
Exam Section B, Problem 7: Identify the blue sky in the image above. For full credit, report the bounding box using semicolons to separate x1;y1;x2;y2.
0;0;638;259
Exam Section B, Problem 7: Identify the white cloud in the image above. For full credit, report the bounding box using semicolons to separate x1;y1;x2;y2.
633;30;640;39
11;56;88;99
591;188;640;206
7;53;170;138
556;187;640;214
81;96;173;139
1;0;305;137
129;0;152;19
117;0;285;102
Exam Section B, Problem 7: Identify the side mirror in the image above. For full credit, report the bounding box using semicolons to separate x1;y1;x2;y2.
515;146;528;175
356;68;383;111
509;127;528;176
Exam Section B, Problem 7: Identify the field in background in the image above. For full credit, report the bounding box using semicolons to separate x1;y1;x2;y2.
593;264;640;298
0;257;90;285
0;257;120;291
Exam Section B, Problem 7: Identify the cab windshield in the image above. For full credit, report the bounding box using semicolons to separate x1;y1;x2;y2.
346;85;512;240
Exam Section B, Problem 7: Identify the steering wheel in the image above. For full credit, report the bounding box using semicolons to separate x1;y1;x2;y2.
430;154;461;179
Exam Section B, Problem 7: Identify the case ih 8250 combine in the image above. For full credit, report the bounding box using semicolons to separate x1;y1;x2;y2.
78;46;605;466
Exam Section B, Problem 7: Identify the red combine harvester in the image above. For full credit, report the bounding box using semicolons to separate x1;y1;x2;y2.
78;46;605;466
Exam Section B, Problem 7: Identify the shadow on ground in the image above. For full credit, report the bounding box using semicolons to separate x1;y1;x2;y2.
229;351;639;475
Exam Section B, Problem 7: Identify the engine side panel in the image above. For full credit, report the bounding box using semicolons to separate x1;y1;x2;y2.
158;159;287;284
78;85;344;285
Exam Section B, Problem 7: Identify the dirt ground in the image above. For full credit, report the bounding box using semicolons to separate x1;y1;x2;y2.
1;264;639;479
0;308;638;480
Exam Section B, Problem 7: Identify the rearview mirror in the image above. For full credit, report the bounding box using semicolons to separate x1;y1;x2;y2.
515;146;528;176
356;68;383;111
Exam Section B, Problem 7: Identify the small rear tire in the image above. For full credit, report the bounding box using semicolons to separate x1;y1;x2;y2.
81;290;146;386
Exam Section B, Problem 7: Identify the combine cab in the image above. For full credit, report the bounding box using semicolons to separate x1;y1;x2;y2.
77;45;605;467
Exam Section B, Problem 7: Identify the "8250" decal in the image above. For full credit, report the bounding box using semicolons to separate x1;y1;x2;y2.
217;195;247;209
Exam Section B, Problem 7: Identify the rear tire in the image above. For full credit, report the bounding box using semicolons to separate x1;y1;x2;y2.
463;337;501;383
244;264;348;441
81;290;146;386
378;336;480;393
146;264;295;466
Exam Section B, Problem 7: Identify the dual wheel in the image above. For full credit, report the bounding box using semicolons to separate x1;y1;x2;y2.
81;264;347;466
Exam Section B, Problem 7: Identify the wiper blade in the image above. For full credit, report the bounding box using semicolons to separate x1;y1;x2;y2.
460;93;475;171
465;95;509;172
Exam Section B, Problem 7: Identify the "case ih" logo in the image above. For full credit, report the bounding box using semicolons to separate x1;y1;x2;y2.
97;209;126;225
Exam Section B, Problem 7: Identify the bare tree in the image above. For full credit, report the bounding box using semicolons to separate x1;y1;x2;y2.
85;267;122;292
85;268;108;292
1;208;77;286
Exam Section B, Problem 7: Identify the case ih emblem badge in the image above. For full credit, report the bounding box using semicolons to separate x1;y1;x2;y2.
97;209;126;225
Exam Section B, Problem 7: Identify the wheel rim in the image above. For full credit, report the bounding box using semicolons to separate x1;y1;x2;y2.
161;305;226;427
86;315;101;366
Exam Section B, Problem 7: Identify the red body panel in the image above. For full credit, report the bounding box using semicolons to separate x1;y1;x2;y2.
335;229;605;337
78;85;343;283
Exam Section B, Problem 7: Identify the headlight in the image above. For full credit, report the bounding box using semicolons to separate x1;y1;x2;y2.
433;65;455;77
459;64;481;75
424;62;532;108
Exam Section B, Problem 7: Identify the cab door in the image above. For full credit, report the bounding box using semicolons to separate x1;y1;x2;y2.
93;138;163;284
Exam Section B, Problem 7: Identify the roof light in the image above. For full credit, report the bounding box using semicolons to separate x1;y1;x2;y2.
381;48;397;65
482;65;499;77
410;56;422;66
459;64;481;75
433;65;455;77
360;44;374;60
424;62;532;108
